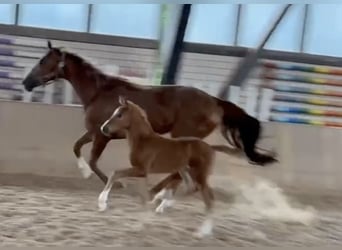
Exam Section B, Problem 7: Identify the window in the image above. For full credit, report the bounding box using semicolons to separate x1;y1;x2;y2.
0;4;15;24
305;4;342;57
19;4;88;32
185;4;238;45
91;4;160;39
238;4;304;52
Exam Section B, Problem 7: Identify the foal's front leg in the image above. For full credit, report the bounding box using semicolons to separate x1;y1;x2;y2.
98;168;146;211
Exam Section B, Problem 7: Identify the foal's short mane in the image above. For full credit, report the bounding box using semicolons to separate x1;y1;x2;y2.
127;101;152;127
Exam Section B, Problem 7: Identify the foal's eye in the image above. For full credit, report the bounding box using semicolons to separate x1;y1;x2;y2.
116;113;122;118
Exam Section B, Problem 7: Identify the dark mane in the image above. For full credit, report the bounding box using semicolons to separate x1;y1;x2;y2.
65;51;142;91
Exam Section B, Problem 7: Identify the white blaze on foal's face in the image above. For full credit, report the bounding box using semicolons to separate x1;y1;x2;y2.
100;105;129;136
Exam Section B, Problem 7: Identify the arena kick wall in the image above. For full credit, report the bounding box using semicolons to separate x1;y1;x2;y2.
0;24;342;194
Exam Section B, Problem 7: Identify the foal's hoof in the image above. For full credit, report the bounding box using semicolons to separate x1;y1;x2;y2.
98;201;108;212
185;186;199;196
155;199;174;214
193;219;213;238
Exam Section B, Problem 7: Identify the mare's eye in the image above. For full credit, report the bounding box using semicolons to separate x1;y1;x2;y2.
117;113;122;118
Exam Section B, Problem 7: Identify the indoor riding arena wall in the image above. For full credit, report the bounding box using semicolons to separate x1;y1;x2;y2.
1;25;342;196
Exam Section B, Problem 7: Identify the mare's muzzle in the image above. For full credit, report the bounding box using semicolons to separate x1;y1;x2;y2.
22;75;42;92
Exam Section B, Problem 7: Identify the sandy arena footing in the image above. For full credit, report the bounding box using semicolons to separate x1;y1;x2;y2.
0;173;341;246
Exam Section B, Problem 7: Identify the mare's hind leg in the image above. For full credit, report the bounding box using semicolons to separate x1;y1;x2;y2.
73;131;93;178
220;126;242;149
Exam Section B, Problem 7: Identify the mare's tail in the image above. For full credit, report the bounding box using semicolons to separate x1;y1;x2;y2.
215;98;278;166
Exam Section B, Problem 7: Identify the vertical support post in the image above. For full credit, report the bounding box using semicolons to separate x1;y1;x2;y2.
152;4;168;85
233;4;242;46
245;85;258;117
160;4;191;85
218;4;293;100
228;86;241;106
14;4;19;25
86;4;93;33
258;88;274;122
299;4;309;52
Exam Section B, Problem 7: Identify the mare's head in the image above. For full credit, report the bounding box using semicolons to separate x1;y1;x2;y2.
22;40;66;92
100;96;149;137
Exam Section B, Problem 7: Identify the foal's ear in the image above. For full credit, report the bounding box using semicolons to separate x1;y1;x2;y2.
118;96;128;106
47;40;52;50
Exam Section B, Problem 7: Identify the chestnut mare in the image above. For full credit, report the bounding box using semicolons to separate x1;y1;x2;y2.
98;96;224;237
22;41;277;189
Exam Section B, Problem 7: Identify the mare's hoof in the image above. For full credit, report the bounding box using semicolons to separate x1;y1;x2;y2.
77;157;93;179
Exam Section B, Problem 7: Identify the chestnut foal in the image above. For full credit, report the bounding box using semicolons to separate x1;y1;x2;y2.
98;96;230;237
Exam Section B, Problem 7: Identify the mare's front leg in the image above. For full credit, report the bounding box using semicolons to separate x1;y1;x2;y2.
89;133;116;185
90;132;131;188
73;131;93;178
98;167;146;211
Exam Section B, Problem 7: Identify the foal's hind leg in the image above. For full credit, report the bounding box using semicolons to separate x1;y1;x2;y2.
179;167;196;193
73;131;93;178
150;172;181;197
154;175;183;214
193;171;214;238
150;171;192;201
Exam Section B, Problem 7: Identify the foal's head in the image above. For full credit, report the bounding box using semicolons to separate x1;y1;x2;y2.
100;96;151;137
22;40;66;92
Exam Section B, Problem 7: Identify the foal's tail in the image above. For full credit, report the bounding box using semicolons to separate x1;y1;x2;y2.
215;98;278;166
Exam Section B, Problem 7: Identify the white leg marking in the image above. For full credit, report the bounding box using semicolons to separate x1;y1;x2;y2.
77;157;92;179
194;218;213;238
151;188;173;204
98;171;115;211
151;188;167;204
98;191;109;212
155;199;175;214
179;169;195;193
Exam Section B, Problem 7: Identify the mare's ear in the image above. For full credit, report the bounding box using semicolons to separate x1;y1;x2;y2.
47;40;52;50
118;96;128;106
